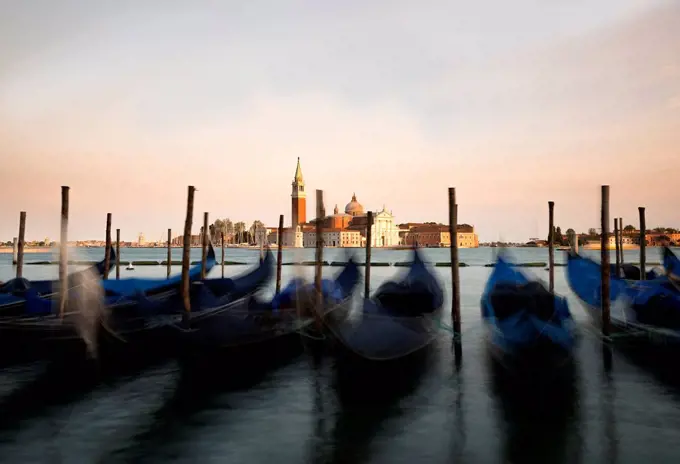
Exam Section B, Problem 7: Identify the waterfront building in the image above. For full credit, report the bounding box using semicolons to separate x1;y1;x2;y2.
402;223;480;248
303;228;362;248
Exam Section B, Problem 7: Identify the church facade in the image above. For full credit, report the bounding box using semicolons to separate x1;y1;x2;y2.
274;159;402;248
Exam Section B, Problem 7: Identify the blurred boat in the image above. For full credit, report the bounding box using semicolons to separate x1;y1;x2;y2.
566;251;680;346
663;246;680;280
102;244;216;302
0;247;116;317
170;257;360;367
481;251;576;376
319;248;443;371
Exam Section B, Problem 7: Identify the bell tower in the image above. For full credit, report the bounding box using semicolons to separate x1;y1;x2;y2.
291;157;306;227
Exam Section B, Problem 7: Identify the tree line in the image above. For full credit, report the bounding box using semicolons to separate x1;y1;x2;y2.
205;218;267;245
547;225;679;246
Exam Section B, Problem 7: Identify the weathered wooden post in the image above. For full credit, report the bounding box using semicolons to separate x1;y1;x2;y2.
16;212;26;278
12;237;17;265
167;228;172;278
601;186;611;337
614;218;621;278
104;213;112;279
276;215;284;294
201;212;209;279
619;217;625;267
115;229;121;279
221;231;226;279
314;190;325;328
639;207;646;280
59;186;70;318
364;211;373;299
548;201;555;293
181;186;195;319
448;188;462;362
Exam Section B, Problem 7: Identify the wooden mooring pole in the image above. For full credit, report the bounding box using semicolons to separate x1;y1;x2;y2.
548;201;555;293
448;188;462;363
619;217;624;267
614;218;621;278
115;229;121;279
365;211;373;299
221;231;226;279
639;207;646;280
12;237;17;265
314;190;325;329
59;186;70;318
201;212;208;279
181;186;195;319
104;213;112;279
600;185;611;337
167;229;172;278
276;215;283;294
16;212;26;278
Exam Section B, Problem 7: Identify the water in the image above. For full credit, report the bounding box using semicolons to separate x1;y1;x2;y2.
1;247;679;463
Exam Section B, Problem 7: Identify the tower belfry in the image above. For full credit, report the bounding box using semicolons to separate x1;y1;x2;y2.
291;157;307;227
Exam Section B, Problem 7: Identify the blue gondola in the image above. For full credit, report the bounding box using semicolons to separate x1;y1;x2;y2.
663;246;680;280
0;247;116;316
320;248;444;362
481;252;576;374
103;244;216;302
103;247;273;343
172;258;360;357
566;251;680;345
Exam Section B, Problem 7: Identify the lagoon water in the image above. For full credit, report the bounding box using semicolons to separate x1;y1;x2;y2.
1;247;679;463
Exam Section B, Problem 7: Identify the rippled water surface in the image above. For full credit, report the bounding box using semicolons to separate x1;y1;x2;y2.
1;247;679;463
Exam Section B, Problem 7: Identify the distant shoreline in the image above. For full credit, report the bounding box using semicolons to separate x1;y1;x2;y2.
0;244;674;255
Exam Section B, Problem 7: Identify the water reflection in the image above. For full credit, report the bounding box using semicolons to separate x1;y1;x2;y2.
600;362;618;464
486;347;581;464
318;344;436;464
448;352;466;462
109;338;314;462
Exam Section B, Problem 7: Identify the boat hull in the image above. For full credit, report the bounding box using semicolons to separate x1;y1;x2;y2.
483;322;574;381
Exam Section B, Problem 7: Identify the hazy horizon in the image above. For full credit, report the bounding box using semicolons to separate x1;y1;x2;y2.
2;0;678;243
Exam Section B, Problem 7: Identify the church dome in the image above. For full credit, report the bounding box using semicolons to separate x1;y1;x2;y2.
344;193;364;216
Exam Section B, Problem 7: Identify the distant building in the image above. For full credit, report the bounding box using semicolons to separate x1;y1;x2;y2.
303;228;362;248
279;159;402;248
402;223;479;248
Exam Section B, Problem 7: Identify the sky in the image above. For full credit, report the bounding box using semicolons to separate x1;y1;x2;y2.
1;0;678;243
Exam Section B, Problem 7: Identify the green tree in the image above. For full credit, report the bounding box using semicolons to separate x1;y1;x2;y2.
249;220;266;246
212;219;224;242
234;221;246;244
588;228;597;237
623;225;635;232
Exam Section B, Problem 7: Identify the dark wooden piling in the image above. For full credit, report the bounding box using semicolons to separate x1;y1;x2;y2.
221;231;226;279
314;190;325;328
201;212;209;279
181;186;195;317
167;229;172;278
365;211;373;299
276;215;283;294
639;207;646;280
614;218;620;278
600;185;611;337
58;186;70;318
16;212;26;278
619;217;625;267
548;201;555;293
12;237;17;265
104;213;112;280
448;188;462;362
115;229;121;279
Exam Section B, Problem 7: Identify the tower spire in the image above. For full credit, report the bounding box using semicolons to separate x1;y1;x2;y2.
294;157;304;183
